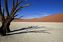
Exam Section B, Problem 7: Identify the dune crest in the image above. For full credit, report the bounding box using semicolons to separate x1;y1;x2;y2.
1;14;62;22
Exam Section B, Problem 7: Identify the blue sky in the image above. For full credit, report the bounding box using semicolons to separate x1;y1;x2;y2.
1;0;63;19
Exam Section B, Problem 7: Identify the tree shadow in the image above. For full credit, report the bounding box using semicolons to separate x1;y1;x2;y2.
6;30;50;36
10;26;33;32
10;26;46;32
4;26;50;36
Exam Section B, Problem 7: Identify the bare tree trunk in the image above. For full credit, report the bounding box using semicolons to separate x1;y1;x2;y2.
0;22;11;36
6;22;11;33
5;17;14;33
0;22;7;36
0;18;14;36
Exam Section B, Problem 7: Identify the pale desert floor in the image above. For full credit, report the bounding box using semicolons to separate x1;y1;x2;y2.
0;22;63;42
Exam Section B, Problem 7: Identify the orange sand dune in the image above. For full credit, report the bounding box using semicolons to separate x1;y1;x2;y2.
14;14;63;22
0;14;63;22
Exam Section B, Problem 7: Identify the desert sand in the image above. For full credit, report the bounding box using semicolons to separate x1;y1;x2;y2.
0;22;63;42
0;14;63;42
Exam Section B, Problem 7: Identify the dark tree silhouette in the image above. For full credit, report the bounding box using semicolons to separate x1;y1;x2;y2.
0;0;30;36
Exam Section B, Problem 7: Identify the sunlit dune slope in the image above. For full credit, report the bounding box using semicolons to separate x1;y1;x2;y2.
13;14;63;22
0;14;63;22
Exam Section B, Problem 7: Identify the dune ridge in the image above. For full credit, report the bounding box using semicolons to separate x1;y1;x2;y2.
13;14;63;22
0;14;63;22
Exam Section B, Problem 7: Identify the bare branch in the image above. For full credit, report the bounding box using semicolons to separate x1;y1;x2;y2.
0;0;2;17
23;3;31;7
13;3;31;15
4;0;9;16
16;0;19;4
0;0;1;14
0;9;3;21
14;14;19;17
10;0;23;17
15;0;24;7
10;0;15;16
0;8;5;22
10;0;31;18
2;8;5;17
13;6;23;14
12;0;15;7
19;16;23;18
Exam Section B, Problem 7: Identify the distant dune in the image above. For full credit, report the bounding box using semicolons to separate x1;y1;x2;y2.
0;14;63;22
13;14;63;22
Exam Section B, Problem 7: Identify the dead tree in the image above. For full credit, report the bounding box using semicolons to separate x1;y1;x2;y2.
0;0;30;36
